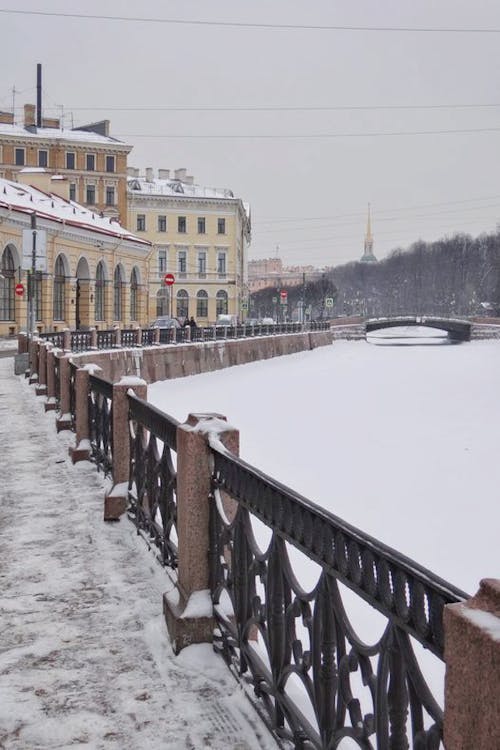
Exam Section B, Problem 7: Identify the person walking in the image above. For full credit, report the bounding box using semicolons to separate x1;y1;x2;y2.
188;316;197;329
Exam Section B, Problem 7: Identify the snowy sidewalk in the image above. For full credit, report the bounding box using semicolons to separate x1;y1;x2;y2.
0;358;277;750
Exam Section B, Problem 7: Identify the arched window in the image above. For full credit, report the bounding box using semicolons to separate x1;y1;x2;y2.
156;287;170;317
176;289;189;319
130;268;139;320
95;262;105;321
53;255;66;320
216;289;228;315
113;266;123;321
196;289;208;318
0;246;15;321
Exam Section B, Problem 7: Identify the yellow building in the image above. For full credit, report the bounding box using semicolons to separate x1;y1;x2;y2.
127;168;251;324
0;173;151;336
0;104;131;223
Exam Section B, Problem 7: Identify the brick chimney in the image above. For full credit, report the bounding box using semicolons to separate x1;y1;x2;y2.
24;103;36;127
0;111;14;125
145;167;154;182
174;168;187;182
158;169;170;180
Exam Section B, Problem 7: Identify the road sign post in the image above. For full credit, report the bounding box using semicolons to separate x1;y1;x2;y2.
15;283;24;297
163;273;175;318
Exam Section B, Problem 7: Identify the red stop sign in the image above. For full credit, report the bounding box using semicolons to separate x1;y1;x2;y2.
164;273;175;286
15;283;24;297
280;290;288;301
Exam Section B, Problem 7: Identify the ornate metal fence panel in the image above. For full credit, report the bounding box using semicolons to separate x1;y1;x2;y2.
39;331;65;348
127;392;179;567
71;331;92;352
142;329;156;346
97;330;115;349
209;445;468;749
121;329;137;347
88;374;113;475
158;328;175;345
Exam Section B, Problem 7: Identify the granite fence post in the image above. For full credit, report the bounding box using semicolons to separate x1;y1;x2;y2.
35;342;48;396
163;412;239;653
444;578;500;749
104;376;147;521
44;347;57;411
55;354;73;431
68;365;102;463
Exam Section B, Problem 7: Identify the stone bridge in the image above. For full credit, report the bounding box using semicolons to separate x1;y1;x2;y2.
330;315;500;342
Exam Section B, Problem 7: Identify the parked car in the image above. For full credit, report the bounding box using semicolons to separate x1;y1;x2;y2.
244;318;259;326
149;316;181;329
260;317;275;325
216;314;238;326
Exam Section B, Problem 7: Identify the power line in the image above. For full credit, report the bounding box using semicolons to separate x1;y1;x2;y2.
34;103;500;113
115;126;500;139
1;9;500;33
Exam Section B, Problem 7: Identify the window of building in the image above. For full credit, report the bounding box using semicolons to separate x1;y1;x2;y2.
105;155;115;173
69;183;77;202
217;217;226;234
158;215;167;232
105;186;115;206
86;184;96;205
178;216;187;233
176;289;189;319
0;246;15;321
38;150;48;168
197;217;206;234
95;262;105;321
197;251;207;278
86;153;95;171
177;249;187;277
113;266;123;321
53;256;66;320
196;290;208;318
158;247;168;275
136;214;146;231
66;152;76;170
156;287;170;317
130;268;139;320
217;251;227;278
216;289;228;315
15;148;25;166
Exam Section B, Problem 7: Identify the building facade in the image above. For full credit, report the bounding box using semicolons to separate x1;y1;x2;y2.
0;104;131;223
0;173;151;337
248;258;323;293
127;168;251;325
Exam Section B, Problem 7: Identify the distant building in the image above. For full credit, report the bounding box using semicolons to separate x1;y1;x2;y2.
360;203;377;263
248;258;322;293
0;104;131;222
0;173;151;336
127;168;251;324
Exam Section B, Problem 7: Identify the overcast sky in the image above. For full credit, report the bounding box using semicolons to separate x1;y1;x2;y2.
2;1;500;267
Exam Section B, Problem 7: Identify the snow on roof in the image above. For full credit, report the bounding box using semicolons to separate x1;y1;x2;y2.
0;177;150;246
0;122;130;148
127;176;235;201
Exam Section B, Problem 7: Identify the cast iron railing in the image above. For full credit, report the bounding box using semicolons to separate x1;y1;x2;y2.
97;329;115;349
71;331;93;352
208;442;468;749
127;392;179;567
54;353;60;405
121;328;138;347
88;374;113;475
39;331;65;348
142;329;156;346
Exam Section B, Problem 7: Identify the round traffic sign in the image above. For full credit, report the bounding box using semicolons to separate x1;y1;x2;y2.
163;273;175;286
280;290;288;300
15;283;24;297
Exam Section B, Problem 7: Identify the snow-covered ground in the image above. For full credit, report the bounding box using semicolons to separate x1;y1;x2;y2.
0;358;278;750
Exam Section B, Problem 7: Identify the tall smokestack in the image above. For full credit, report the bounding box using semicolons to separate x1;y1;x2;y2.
36;64;42;128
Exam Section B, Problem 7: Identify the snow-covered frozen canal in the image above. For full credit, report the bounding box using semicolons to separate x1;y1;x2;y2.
149;331;500;596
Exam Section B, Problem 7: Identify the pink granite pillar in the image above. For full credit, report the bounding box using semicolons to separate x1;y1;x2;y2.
28;338;39;383
44;348;57;411
17;332;28;354
56;354;72;431
153;326;160;345
35;342;48;396
444;578;500;749
90;326;97;349
134;325;142;346
113;325;121;348
68;365;102;463
163;413;239;653
62;328;71;352
104;376;147;521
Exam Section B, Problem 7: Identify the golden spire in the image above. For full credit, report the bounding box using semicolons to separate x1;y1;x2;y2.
365;202;372;243
361;202;376;261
